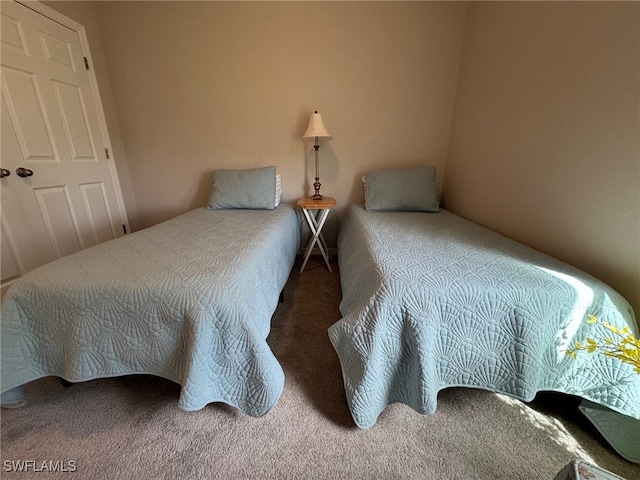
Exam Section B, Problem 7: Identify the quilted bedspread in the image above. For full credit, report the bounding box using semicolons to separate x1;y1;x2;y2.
329;205;639;459
1;205;300;416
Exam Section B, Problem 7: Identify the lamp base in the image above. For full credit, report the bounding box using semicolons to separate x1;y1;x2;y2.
312;178;322;200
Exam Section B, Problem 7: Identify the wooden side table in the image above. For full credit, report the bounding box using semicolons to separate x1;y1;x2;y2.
297;196;336;273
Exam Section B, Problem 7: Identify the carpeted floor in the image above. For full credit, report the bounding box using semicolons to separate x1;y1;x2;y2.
1;257;639;479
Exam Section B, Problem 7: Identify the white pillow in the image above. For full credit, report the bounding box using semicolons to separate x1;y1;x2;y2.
275;174;282;207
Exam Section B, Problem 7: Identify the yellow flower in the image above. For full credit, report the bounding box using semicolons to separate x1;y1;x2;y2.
585;338;597;353
566;316;640;375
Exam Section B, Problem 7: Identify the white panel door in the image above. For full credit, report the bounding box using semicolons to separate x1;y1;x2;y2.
0;0;128;293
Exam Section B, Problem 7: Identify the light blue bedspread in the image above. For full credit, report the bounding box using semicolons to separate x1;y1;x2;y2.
329;205;639;460
1;205;300;417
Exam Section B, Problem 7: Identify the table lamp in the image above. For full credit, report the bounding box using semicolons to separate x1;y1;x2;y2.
303;111;332;200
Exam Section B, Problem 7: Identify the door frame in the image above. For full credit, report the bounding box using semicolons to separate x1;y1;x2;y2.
12;0;130;233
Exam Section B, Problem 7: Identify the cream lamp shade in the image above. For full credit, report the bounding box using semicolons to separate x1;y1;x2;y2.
302;111;331;200
303;111;332;140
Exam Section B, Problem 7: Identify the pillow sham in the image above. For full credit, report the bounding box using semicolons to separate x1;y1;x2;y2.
207;166;277;210
364;165;439;212
275;174;282;207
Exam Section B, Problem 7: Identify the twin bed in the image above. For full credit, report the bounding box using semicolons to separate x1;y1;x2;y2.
1;166;300;417
329;166;639;462
2;164;638;462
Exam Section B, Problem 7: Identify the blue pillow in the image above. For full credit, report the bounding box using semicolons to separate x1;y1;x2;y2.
207;166;277;210
365;166;439;212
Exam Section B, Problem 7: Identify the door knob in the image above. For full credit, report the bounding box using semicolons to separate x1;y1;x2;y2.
16;167;33;177
0;168;10;178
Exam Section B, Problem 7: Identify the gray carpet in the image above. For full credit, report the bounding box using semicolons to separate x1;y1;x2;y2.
1;257;639;479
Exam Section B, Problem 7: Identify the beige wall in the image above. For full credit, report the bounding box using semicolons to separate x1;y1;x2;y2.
85;1;468;243
42;1;638;314
445;2;640;313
